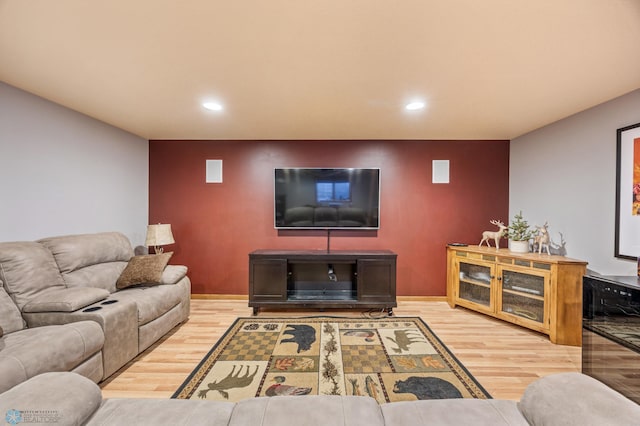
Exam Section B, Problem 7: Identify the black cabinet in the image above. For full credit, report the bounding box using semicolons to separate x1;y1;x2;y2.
358;258;396;302
249;258;287;302
249;250;397;315
582;274;640;403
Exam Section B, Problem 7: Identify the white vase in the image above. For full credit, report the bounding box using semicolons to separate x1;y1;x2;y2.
509;240;530;253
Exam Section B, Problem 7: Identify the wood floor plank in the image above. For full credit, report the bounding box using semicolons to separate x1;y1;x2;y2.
99;298;581;401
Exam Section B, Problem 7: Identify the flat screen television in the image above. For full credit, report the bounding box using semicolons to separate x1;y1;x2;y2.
274;168;380;230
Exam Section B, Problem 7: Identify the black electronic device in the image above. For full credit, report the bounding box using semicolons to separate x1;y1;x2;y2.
583;274;640;403
274;168;380;230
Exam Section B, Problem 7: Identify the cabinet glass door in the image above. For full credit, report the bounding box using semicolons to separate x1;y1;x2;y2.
500;270;545;324
458;261;492;307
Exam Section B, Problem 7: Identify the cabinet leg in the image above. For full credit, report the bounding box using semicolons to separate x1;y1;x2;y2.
387;308;393;316
252;307;259;316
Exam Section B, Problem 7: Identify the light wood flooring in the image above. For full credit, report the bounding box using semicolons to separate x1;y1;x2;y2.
99;298;581;401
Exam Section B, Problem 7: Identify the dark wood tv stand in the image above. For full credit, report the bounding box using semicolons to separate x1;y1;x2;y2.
248;249;397;315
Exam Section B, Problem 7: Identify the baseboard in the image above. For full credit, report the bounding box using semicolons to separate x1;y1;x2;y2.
191;294;446;302
191;294;249;300
397;295;447;302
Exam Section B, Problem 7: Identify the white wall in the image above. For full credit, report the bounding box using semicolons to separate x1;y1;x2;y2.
0;82;148;245
510;89;640;275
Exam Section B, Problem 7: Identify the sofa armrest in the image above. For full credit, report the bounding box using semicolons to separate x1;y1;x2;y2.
22;287;109;313
518;373;640;425
0;372;102;425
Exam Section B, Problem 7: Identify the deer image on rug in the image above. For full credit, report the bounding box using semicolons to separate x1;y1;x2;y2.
197;365;259;399
280;324;316;353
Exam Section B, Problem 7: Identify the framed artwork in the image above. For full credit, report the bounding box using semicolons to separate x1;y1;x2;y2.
615;121;640;260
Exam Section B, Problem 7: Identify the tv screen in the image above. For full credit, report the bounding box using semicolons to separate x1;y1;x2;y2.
274;168;380;230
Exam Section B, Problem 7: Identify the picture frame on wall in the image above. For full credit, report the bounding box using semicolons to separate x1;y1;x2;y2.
615;121;640;260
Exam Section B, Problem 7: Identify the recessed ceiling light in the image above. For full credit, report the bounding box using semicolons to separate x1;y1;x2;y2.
405;101;425;111
203;102;223;111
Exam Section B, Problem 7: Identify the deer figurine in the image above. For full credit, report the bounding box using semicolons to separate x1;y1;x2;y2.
549;232;567;256
533;222;551;255
479;220;507;249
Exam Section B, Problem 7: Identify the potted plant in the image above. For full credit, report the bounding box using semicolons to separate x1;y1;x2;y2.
507;211;535;253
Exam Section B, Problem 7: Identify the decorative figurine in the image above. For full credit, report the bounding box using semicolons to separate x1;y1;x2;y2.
479;220;507;249
533;222;551;255
549;232;567;256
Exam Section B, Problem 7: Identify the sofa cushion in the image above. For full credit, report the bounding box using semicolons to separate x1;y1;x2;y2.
228;395;385;426
86;399;235;426
39;232;133;273
0;321;104;393
116;252;173;289
381;399;528;426
0;284;25;333
60;262;129;293
0;241;66;310
0;372;102;426
39;232;134;292
22;287;110;313
518;372;640;426
111;283;184;326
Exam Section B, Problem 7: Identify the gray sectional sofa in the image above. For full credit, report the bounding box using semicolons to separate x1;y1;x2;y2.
1;371;638;425
0;232;191;393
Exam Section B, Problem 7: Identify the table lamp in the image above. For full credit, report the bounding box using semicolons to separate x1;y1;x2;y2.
145;224;175;254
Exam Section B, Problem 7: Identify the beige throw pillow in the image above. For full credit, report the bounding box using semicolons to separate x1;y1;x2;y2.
160;265;188;284
116;252;173;289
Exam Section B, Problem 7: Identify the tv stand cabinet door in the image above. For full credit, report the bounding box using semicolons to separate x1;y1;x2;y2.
249;258;287;303
357;258;396;303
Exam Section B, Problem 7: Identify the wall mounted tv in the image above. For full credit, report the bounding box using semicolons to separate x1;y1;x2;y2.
274;168;380;230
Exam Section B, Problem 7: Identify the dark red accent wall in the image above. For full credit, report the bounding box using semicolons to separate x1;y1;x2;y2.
149;140;509;296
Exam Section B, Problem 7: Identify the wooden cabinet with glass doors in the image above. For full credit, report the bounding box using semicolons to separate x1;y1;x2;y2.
446;245;587;346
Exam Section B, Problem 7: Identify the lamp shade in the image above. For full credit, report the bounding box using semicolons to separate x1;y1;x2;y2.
145;224;175;247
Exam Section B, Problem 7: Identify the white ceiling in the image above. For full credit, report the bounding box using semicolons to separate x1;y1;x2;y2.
1;0;639;141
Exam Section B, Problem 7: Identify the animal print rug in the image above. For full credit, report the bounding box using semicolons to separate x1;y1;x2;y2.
171;316;490;403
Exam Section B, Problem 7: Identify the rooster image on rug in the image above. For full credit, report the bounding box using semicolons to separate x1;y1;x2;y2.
265;376;312;396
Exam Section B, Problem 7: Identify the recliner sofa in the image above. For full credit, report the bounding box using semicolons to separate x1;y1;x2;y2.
0;232;191;393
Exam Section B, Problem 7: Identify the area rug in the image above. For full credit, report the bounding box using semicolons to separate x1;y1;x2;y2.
172;316;490;404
